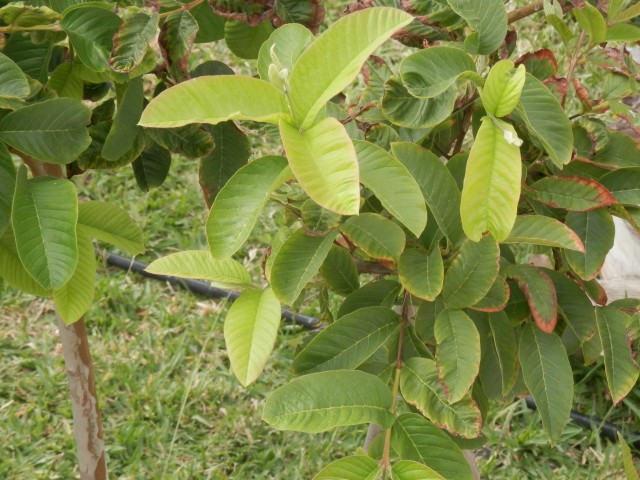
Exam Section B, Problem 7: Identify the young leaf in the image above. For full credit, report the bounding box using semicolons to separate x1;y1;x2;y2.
257;23;314;81
11;168;78;290
270;229;338;305
0;228;50;296
442;236;500;309
399;248;443;301
573;3;607;44
0;51;30;98
600;167;640;205
528;176;616;211
460;117;521;242
292;306;400;374
102;78;144;162
391;461;444;480
401;357;482;438
289;7;413;128
110;12;159;72
0;98;91;165
78;201;144;255
596;306;639;404
206;155;290;259
519;324;573;445
145;250;250;287
434;310;481;403
503;215;585;251
313;456;381;480
280;117;360;216
445;0;507;54
54;229;95;325
565;209;615;280
354;140;427;237
481;60;526;118
140;76;289;128
319;245;359;296
507;265;557;333
337;280;401;318
391;142;464;245
392;413;474;480
263;370;394;432
340;213;406;262
224;288;281;386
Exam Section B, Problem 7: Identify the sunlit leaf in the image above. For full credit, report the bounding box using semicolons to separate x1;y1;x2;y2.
78;201;144;255
445;0;507;54
313;456;380;480
340;213;406;262
503;215;584;251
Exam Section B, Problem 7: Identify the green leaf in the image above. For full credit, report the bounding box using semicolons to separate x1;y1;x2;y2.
528;176;616;211
340;213;406;262
265;226;293;283
11;167;78;290
207;155;289;259
54;228;95;324
301;200;341;233
280;117;359;215
159;11;198;77
224;20;274;60
110;12;159;72
399;46;478;99
0;3;59;26
0;227;50;296
445;0;507;54
460;116;522;242
519;324;573;445
618;432;640;480
0;145;15;236
0;98;91;165
102;78;144;162
2;28;52;83
289;7;413;128
600;168;640;206
132;143;172;191
147;125;214;159
515;73;573;167
574;3;607;44
145;250;250;287
192;2;225;43
606;23;640;42
313;456;381;480
141;76;288;127
610;2;640;23
338;280;401;318
592;132;640;168
442;236;500;309
257;23;314;81
354;140;427;237
263;370;395;432
320;245;359;296
596;306;639;404
503;215;585;251
507;264;557;333
224;288;281;386
77;201;144;255
434;310;481;403
480;60;526;118
564;209;615;280
293;306;399;374
469;276;510;313
392;413;474;480
391;460;445;480
0;51;30;98
391;142;464;245
399;248;443;301
62;6;122;72
271;229;338;305
46;63;83;99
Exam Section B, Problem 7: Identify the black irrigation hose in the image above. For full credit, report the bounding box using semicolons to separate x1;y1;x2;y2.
104;252;638;448
104;252;320;330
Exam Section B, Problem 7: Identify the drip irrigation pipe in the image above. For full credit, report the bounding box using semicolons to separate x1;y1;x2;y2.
104;252;638;448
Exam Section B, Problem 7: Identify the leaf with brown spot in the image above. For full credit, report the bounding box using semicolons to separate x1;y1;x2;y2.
527;175;617;211
507;264;557;333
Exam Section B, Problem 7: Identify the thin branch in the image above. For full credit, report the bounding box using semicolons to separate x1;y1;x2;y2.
562;30;586;108
159;0;206;18
508;0;544;24
341;102;376;125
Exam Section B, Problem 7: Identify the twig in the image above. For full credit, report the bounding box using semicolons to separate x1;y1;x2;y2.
508;1;544;24
159;0;205;18
340;102;376;125
562;30;586;108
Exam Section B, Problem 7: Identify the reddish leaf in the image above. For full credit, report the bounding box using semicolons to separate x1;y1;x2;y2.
507;264;558;333
515;49;558;80
528;175;617;211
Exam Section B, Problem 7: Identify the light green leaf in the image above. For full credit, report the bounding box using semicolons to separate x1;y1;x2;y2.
606;23;640;42
618;432;640;480
206;156;290;258
0;227;50;296
280;117;359;215
445;0;507;54
519;324;573;444
391;460;445;480
320;245;359;296
596;306;639;404
258;23;314;81
292;306;399;374
289;6;413;128
503;215;585;251
263;370;395;432
265;226;293;283
0;145;15;236
0;51;30;98
442;236;500;309
480;60;526;118
508;264;557;333
313;456;380;480
224;20;274;60
0;98;91;165
271;229;338;305
565;209;615;280
54;228;95;324
103;78;144;162
573;3;607;44
600;168;640;205
110;12;159;73
11;167;78;290
399;46;478;99
338;279;401;318
0;3;59;26
612;2;640;22
391;142;464;245
354;140;427;237
224;288;281;386
515;73;573;167
528;175;617;211
140;76;289;128
434;310;481;403
145;250;250;288
399;248;443;301
392;413;474;480
460;116;521;242
340;213;406;262
78;201;144;255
